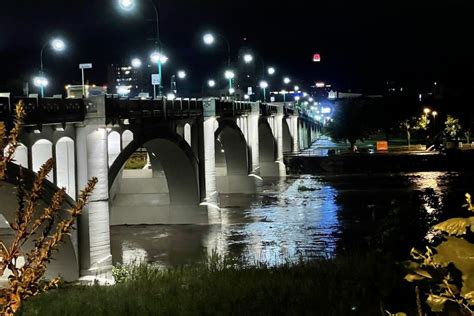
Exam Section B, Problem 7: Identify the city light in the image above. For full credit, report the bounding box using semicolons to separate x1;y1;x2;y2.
118;0;135;10
208;79;216;87
203;33;215;45
294;85;300;91
167;93;176;100
33;76;48;88
283;77;291;84
267;67;276;75
131;58;142;68
225;70;235;79
243;54;253;63
295;96;300;101
244;94;250;100
316;82;325;88
117;86;130;95
229;88;235;94
177;70;186;79
51;39;66;52
424;108;431;115
150;52;168;64
321;107;331;114
303;92;308;97
309;97;314;102
432;111;438;117
259;81;268;89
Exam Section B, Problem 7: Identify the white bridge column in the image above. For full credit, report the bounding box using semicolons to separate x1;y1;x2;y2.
202;99;217;204
76;96;112;276
290;116;299;153
275;106;286;176
247;102;260;174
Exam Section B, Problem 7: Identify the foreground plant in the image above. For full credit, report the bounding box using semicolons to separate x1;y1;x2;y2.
405;193;474;314
0;102;97;315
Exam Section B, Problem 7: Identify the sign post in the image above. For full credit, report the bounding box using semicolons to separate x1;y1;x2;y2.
79;63;93;97
151;74;160;99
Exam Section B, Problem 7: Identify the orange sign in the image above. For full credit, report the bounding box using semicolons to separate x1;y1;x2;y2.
376;141;388;151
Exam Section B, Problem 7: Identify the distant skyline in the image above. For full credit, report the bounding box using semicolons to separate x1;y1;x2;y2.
1;0;473;95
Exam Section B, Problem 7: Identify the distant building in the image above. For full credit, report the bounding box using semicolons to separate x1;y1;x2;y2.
66;85;107;98
107;64;144;97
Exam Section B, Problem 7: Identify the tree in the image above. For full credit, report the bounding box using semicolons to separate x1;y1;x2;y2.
400;116;429;148
0;101;97;315
444;115;461;140
325;98;372;151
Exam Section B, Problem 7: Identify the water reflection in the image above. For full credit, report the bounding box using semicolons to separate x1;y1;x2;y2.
111;172;474;267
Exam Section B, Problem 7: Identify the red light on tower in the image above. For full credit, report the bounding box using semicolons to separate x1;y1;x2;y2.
312;53;321;62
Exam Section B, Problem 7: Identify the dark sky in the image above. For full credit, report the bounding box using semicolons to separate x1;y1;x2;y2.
1;0;473;95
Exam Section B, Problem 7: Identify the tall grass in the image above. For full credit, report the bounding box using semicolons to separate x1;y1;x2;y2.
19;254;413;315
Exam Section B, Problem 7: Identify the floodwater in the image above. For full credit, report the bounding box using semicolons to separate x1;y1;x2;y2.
111;171;474;267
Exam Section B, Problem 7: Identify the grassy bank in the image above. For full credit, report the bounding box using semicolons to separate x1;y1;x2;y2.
19;255;414;316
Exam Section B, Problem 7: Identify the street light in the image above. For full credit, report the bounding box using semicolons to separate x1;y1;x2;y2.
208;79;216;87
177;70;186;79
119;0;163;95
203;32;231;66
225;70;235;92
294;85;300;91
131;58;142;68
38;37;66;97
244;94;250;100
267;67;276;75
260;80;268;102
243;53;253;63
283;77;291;84
281;89;288;103
150;51;168;64
424;108;431;115
118;0;135;10
432;111;438;134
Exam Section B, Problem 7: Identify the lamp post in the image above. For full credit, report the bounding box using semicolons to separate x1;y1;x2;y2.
119;0;164;96
171;70;186;95
432;111;438;134
203;32;231;67
225;70;235;95
38;38;66;97
260;80;268;102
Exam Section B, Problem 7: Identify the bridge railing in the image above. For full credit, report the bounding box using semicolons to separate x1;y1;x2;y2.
0;97;86;126
215;100;252;117
105;96;203;124
260;103;279;116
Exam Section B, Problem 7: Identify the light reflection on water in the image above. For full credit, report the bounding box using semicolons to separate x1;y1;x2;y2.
111;172;473;267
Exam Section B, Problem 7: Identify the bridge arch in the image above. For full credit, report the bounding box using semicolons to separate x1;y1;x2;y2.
55;137;76;199
215;120;248;176
0;164;79;281
32;139;53;182
4;143;28;168
107;131;121;167
109;129;200;223
258;119;277;176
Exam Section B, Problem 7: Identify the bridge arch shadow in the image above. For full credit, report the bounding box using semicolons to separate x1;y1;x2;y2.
258;119;279;177
282;118;292;153
108;129;205;225
215;119;256;194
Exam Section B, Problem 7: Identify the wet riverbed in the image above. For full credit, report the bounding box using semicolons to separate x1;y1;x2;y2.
111;171;474;267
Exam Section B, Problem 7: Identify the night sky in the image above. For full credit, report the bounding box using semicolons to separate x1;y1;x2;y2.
1;0;473;95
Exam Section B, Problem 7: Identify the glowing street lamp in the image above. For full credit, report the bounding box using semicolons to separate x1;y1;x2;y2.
131;58;142;68
294;85;300;92
243;53;253;64
229;88;235;95
119;0;163;95
177;70;186;79
283;77;291;84
208;79;216;87
432;111;438;133
150;51;168;64
260;80;268;102
424;108;431;115
203;32;231;66
38;37;66;97
267;67;276;75
225;70;235;93
118;0;135;10
244;94;250;100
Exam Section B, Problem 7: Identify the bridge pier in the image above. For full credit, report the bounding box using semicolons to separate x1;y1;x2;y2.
76;98;112;277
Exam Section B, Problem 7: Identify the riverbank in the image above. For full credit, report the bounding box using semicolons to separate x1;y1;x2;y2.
19;254;413;315
285;150;474;174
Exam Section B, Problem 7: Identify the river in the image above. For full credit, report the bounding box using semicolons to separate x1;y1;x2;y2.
110;171;474;267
